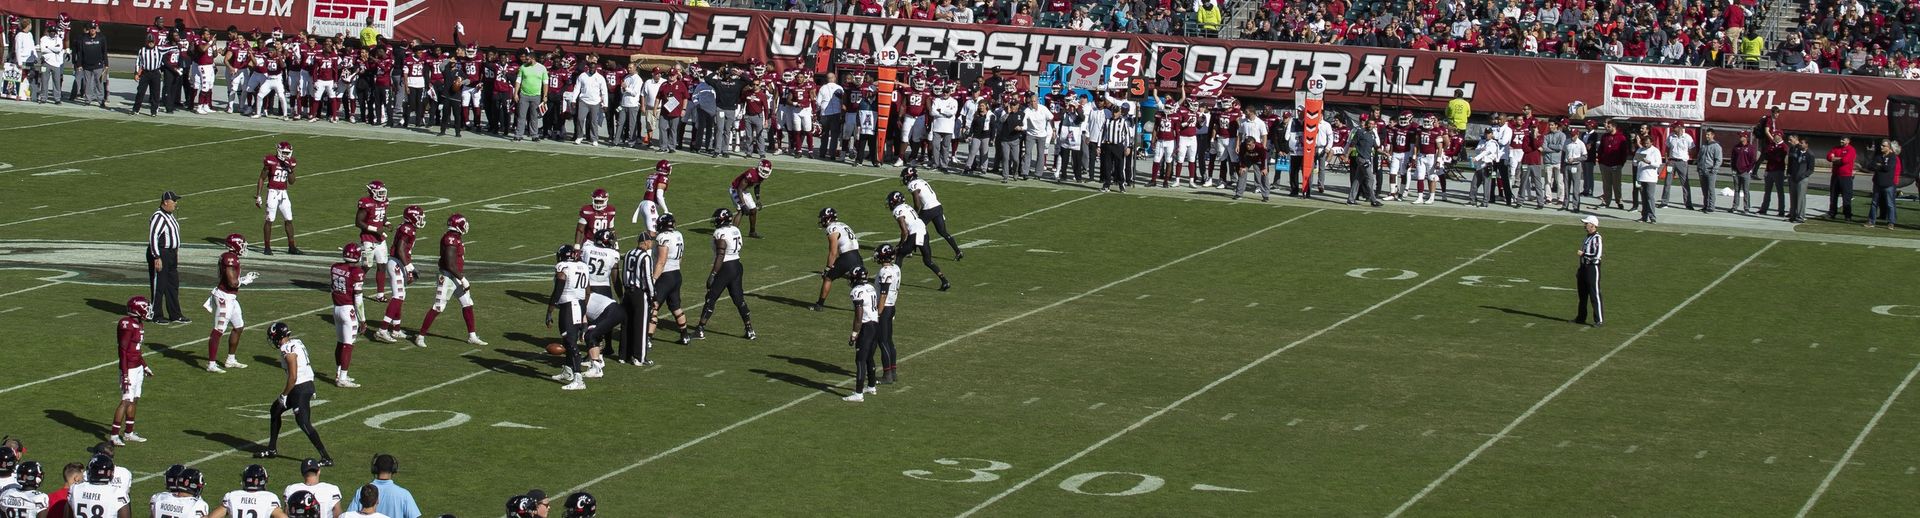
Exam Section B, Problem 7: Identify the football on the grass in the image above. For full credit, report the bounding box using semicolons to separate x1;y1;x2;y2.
545;343;566;356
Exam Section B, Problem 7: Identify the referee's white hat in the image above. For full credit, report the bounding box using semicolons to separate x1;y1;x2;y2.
1580;215;1600;226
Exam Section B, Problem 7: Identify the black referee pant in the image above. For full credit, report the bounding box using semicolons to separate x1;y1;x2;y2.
1575;263;1603;325
620;288;652;364
133;70;165;115
1100;142;1128;190
148;248;183;321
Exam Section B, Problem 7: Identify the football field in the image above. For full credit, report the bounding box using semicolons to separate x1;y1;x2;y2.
4;108;1920;516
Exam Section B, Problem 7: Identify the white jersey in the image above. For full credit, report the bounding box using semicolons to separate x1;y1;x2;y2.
283;482;342;518
0;487;50;517
281;339;315;384
893;205;926;237
219;489;281;518
714;226;743;262
851;284;879;323
151;492;210;518
825;222;859;254
109;467;131;500
69;482;128;518
581;242;619;288
656;230;684;272
556;260;589;303
906;178;941;209
878;264;902;307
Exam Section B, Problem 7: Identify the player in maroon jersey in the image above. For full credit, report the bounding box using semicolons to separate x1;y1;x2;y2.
329;244;366;388
368;47;394;126
255;141;301;255
631;160;672;231
376;205;426;344
576;188;617;246
731;160;772;238
109;296;155;446
1210;98;1241;187
191;36;218;114
225;30;253;114
1151;108;1177;187
416;214;485;347
356;181;391;304
207;234;256;373
895;76;931;167
309;42;341;122
1412;115;1442;204
459;46;485;132
1175;99;1202;187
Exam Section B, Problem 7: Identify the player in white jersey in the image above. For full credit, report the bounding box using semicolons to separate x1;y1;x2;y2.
213;464;285;518
887;191;951;291
874;244;903;385
0;461;49;518
901;167;963;259
282;459;341;518
578;230;621;374
254;323;333;463
810;207;863;311
650;215;694;345
693;208;754;341
69;456;129;518
547;245;592;390
150;467;209;518
843;266;880;402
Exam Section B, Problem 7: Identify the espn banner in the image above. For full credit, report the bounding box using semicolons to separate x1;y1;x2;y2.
8;0;1920;135
1591;64;1706;121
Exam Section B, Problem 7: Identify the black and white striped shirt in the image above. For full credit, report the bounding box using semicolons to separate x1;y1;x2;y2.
1580;233;1603;265
136;46;163;71
148;209;180;256
621;247;655;297
1101;110;1132;146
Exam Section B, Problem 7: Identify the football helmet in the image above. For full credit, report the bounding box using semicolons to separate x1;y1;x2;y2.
656;213;677;231
758;159;773;176
0;448;14;474
900;166;918;184
874;243;896;262
241;464;270;491
655;159;673;175
817;207;838;228
506;495;539;518
342;243;362;263
563;492;597;518
780;70;795;82
225;233;248;256
85;454;113;484
178;468;205;496
128;295;154;320
591;188;609;210
403;205;426;228
886;191;906;208
912;77;928;91
848;266;870;284
1421;115;1435;129
712;208;735;227
1398;110;1414;125
286;490;321;518
277;141;294;159
266;322;292;345
448;213;470;234
556;245;581;263
594;229;618;249
367;180;388;202
13;461;42;491
749;58;766;75
163;464;185;492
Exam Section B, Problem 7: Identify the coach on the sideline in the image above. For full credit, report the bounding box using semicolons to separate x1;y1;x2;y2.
148;191;186;324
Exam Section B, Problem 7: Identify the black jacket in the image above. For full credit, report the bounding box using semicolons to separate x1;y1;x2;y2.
993;109;1022;143
1870;152;1902;188
75;34;109;69
1788;146;1815;181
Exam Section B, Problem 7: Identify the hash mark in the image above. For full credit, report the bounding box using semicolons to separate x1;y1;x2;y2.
461;349;480;356
1811;343;1821;349
1246;302;1259;308
217;221;233;226
1412;314;1425;320
1765;455;1778;464
1029;286;1042;291
704;370;725;378
1022;397;1040;405
509;244;525;250
763;265;778;270
1300;306;1314;312
0;307;19;314
1136;294;1151;300
29;205;47;210
1555;440;1571;448
1695;450;1709;459
1286;418;1301;426
1727;236;1736;240
1624;445;1639;454
1524;322;1536;328
1579;326;1592;332
1190;298;1205;304
54;312;77;319
124;212;143;217
1469;318;1481;324
1907;466;1916;475
1870;347;1879;353
1353;424;1369;431
974;282;990;287
1422;429;1436;437
894;386;911;394
1220;413;1236;421
1087;402;1105;410
960;392;976;400
923;277;935;283
1695;334;1705;340
1752;338;1764;344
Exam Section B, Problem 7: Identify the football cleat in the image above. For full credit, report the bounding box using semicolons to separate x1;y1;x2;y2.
413;334;427;347
336;378;360;388
744;325;757;341
224;356;249;368
286;246;302;255
109;435;126;446
207;362;226;373
583;364;604;378
121;432;147;443
466;333;487;345
842;392;864;402
372;329;394;343
551;367;574;381
692;325;706;340
864;386;877;395
561;377;586;391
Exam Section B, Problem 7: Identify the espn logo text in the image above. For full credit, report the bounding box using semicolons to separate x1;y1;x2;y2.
311;0;390;22
1609;76;1702;103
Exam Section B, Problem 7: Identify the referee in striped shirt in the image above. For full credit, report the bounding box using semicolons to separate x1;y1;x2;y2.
617;231;658;366
148;191;187;324
1096;98;1133;192
132;36;165;116
1574;215;1604;327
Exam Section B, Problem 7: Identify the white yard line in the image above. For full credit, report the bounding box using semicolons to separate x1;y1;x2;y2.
955;224;1554;518
0;148;476;229
0;135;267;176
0;301;343;396
565;208;1325;495
0;118;84;131
1385;240;1779;518
0;280;64;299
1794;356;1920;518
292;166;651;240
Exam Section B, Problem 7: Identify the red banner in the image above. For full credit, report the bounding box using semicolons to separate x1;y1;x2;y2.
10;0;1920;135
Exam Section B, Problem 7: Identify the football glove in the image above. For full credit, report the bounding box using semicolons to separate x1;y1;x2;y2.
255;196;263;208
457;277;470;289
239;272;259;286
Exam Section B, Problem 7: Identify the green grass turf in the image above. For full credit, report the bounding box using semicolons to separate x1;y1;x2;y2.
3;112;1920;517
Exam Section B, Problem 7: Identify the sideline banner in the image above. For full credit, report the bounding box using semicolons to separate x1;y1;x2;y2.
7;0;1919;135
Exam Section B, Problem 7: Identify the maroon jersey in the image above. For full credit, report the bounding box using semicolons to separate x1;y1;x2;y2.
311;52;338;81
117;316;146;370
547;66;572;93
263;155;293;190
194;42;215;66
657;80;688;118
249;53;268;74
901;89;928;117
284;40;307;71
357;197;389;244
217;252;242;293
491;62;516;93
1333;126;1351;148
461;58;483;84
644;172;669;203
1388;125;1413;153
404;56;427;79
389;224;418;266
745;91;769;115
1416;127;1440;155
372;57;394;87
329;262;364;306
1154;113;1176;141
1175;109;1199;137
577;205;617;237
730;168;765;191
226;40;251;69
440;231;466;273
1213;109;1239;138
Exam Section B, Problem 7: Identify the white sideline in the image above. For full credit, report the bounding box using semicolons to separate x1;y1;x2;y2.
0;148;476;229
1794;356;1920;518
564;208;1325;495
0;135;267;176
0;118;84;131
1385;240;1778;518
955;223;1553;518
